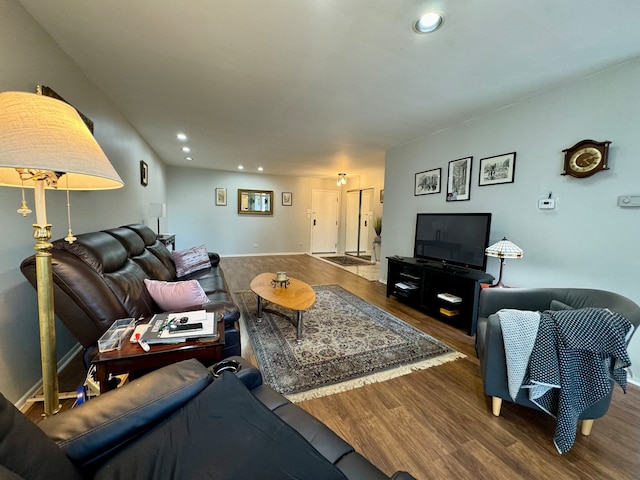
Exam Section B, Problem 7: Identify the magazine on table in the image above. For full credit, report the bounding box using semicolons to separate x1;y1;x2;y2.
140;310;218;344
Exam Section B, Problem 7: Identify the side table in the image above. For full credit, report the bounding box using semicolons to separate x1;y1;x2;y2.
91;318;224;393
157;234;176;251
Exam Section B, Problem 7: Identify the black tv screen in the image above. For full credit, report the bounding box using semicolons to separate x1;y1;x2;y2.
414;213;492;271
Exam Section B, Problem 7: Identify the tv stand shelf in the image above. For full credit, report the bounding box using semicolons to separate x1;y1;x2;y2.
386;256;494;335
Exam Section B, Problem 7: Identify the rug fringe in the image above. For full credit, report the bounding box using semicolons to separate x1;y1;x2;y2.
285;351;466;403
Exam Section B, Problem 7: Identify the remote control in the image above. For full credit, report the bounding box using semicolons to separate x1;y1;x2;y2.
138;338;150;352
169;322;203;332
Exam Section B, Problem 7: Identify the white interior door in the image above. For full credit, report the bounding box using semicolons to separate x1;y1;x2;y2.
311;189;339;253
345;190;360;253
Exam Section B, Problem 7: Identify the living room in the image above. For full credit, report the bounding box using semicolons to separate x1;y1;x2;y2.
1;1;640;477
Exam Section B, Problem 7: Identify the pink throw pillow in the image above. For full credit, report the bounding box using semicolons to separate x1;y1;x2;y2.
171;245;212;277
144;278;209;311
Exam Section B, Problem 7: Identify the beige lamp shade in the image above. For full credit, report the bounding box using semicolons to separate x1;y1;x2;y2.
0;91;123;190
485;237;523;259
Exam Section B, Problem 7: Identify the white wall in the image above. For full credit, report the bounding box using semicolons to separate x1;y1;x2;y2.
0;1;167;404
167;166;339;255
382;58;640;375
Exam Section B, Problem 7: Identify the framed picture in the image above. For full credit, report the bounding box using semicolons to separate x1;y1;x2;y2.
380;189;384;203
414;168;441;195
215;187;227;206
479;152;516;186
140;160;148;187
37;85;94;133
282;191;292;206
446;156;472;202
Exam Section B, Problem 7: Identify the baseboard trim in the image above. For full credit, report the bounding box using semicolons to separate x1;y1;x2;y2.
16;343;83;411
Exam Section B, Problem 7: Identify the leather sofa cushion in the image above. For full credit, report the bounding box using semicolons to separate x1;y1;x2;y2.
0;394;82;480
92;372;348;479
39;359;212;469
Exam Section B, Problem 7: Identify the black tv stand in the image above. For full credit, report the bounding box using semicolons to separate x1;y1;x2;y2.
386;256;494;335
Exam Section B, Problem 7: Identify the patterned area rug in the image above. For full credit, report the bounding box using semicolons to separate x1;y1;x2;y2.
237;284;463;402
322;255;371;266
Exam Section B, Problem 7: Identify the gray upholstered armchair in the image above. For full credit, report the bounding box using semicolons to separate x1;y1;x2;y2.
476;287;640;438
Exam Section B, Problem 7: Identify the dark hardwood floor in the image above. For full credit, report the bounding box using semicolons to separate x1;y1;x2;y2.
223;254;640;480
26;254;639;479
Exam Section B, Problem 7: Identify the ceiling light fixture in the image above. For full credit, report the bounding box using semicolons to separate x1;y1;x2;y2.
413;12;443;34
185;156;193;161
176;133;187;141
258;166;264;172
238;165;244;170
181;146;190;153
337;173;347;186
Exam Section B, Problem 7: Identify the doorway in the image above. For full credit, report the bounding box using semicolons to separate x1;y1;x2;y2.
310;189;339;253
345;187;373;259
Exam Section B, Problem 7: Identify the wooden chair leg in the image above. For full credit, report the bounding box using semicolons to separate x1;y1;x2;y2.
492;396;502;416
581;419;594;436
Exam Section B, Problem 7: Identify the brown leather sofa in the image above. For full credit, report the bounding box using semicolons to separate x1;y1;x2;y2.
20;224;240;364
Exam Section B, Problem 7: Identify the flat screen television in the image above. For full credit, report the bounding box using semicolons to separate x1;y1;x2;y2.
414;213;492;271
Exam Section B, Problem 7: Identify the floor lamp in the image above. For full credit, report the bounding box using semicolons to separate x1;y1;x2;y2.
485;237;523;288
0;92;123;416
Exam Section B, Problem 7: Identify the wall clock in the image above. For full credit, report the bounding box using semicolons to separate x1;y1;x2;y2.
561;139;611;178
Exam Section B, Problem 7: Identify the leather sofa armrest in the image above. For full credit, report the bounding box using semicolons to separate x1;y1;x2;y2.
39;359;212;468
391;472;417;480
210;356;263;390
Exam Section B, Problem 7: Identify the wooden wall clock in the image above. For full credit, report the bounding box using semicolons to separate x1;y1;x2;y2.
561;139;611;178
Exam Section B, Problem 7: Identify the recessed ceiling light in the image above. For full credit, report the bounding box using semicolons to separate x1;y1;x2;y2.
176;133;187;141
238;165;244;170
185;156;193;161
181;146;191;153
413;12;443;34
258;166;264;172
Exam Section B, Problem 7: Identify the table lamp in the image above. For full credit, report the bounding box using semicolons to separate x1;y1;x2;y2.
0;91;123;416
485;237;523;288
149;202;166;234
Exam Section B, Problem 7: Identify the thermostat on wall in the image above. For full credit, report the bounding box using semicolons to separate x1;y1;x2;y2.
538;198;556;209
617;195;640;207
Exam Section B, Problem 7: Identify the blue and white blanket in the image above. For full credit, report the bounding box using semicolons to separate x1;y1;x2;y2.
499;307;633;454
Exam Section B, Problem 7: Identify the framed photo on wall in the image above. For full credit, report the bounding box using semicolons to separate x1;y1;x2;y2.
215;188;227;206
479;152;516;186
446;156;472;201
414;168;441;195
140;160;148;187
282;191;292;206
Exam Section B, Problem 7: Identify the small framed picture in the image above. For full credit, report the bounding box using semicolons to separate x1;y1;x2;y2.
380;189;384;203
414;168;441;195
140;160;148;187
282;191;292;206
446;156;472;202
215;188;227;206
479;152;516;186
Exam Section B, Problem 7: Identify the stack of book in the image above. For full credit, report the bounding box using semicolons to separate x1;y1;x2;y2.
133;310;218;345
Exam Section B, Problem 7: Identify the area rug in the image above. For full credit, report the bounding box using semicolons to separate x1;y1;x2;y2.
236;284;464;402
322;255;372;267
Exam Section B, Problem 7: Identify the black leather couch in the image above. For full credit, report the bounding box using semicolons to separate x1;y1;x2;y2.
0;358;415;479
20;224;241;362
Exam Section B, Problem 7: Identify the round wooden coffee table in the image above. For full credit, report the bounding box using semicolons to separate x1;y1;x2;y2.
250;272;315;342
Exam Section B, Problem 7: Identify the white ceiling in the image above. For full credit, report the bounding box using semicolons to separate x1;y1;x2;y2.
17;0;640;179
